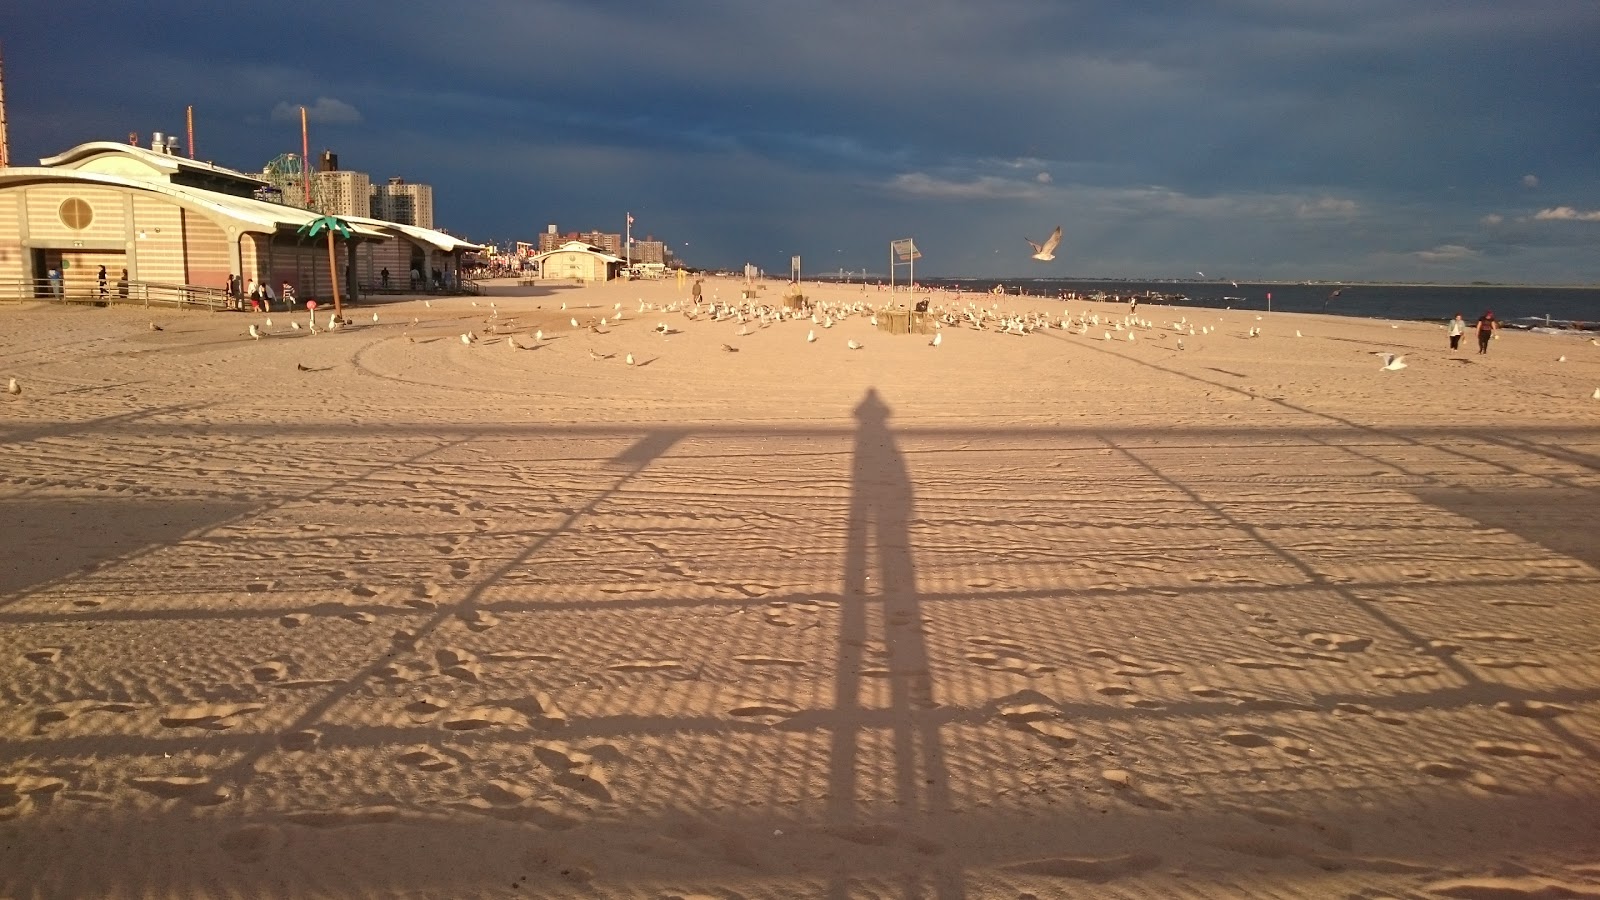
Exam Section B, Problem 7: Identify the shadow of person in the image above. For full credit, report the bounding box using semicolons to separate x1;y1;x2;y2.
827;388;961;899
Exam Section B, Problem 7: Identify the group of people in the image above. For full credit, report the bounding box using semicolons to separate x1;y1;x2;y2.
225;275;298;312
1448;311;1498;354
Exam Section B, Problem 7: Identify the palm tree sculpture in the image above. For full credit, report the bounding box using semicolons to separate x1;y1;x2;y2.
296;215;353;322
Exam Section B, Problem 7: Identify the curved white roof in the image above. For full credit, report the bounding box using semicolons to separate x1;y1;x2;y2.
40;141;268;186
0;167;388;239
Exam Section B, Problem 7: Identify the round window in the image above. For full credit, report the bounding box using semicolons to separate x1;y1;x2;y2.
60;198;93;230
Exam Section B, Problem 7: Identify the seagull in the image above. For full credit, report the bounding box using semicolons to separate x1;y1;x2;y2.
930;331;942;347
626;353;635;366
149;322;163;331
291;321;302;331
1381;353;1407;371
807;329;816;343
1026;226;1062;261
1295;330;1302;338
1196;271;1205;278
372;312;380;323
1558;355;1567;363
6;377;19;395
248;324;261;340
570;317;579;329
424;300;432;308
1593;387;1600;400
460;333;473;345
847;339;862;350
1177;338;1184;350
508;337;520;351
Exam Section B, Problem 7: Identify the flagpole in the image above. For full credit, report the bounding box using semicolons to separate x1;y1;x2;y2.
625;212;632;270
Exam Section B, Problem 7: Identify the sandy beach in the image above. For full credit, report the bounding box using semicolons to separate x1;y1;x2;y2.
2;277;1599;899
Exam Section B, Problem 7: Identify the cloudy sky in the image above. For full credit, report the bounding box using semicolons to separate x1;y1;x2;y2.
6;1;1599;281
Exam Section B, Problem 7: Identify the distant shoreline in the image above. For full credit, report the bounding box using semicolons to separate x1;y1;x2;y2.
810;275;1600;290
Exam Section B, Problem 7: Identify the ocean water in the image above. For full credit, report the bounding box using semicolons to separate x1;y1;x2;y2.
904;279;1600;329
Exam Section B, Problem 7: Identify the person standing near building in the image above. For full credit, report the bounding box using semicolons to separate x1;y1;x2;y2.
117;269;129;299
97;265;108;298
380;267;390;289
1475;310;1497;354
1447;313;1466;352
47;266;63;299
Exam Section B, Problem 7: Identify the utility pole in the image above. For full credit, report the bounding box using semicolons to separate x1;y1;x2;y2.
0;43;11;168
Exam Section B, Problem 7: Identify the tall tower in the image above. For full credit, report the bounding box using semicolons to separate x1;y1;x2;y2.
0;43;11;168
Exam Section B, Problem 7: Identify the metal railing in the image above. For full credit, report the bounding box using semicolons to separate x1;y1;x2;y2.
0;279;233;311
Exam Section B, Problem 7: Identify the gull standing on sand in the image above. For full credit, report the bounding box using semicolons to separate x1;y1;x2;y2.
1026;226;1062;261
847;339;862;350
930;331;942;347
807;329;816;343
7;377;19;396
248;324;261;340
626;353;635;366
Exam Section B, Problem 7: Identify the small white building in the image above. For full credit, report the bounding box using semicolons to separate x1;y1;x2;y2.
531;241;624;282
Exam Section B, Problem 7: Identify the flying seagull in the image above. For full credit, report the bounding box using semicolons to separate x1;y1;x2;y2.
1381;353;1407;371
1026;226;1062;262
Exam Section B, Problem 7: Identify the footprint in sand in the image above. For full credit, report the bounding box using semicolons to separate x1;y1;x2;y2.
1370;665;1439;680
251;660;289;682
279;613;310;628
1494;700;1573;719
1226;658;1305;671
1220;730;1314;756
340;610;376;624
1473;740;1559;759
348;583;382;598
1004;854;1160;880
1456;632;1535;644
459;609;499;632
1415;761;1512;792
607;659;682;673
442;706;528;730
531;741;614;802
436;648;483;683
1332;703;1407;725
159;703;263;731
728;701;801;725
24;647;64;664
129;775;229;805
280;730;320;752
397;746;459;772
448;559;475;580
284;806;402;828
72;598;105;608
995;695;1079;746
732;655;807;668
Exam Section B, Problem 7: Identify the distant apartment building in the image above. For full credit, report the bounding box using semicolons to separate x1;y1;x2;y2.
312;170;372;218
372;177;434;229
538;225;620;256
629;236;666;266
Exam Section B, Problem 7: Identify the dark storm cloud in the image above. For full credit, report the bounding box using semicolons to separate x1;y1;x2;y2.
5;0;1598;281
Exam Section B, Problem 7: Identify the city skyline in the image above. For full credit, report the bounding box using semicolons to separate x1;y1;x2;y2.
4;1;1598;283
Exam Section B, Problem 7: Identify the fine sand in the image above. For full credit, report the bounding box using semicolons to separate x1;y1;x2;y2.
2;277;1599;899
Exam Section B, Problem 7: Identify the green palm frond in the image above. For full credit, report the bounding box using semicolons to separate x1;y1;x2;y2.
297;215;353;240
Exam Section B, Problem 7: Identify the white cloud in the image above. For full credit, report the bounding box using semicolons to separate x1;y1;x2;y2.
1534;206;1600;221
271;97;363;125
1035;172;1053;184
1295;195;1358;219
1522;174;1539;187
883;172;1043;200
1413;244;1477;263
1479;213;1503;225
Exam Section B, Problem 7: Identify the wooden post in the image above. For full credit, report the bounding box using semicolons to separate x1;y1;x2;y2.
327;230;342;320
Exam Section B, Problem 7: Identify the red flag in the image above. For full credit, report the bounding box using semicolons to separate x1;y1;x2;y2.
626;214;634;225
1266;292;1272;301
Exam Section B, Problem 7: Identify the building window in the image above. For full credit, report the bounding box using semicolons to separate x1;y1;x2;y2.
59;198;94;230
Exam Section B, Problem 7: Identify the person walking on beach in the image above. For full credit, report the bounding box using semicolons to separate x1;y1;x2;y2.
691;278;703;304
1475;310;1497;354
1448;313;1466;352
97;265;108;298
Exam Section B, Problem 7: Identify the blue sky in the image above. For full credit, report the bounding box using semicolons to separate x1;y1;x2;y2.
6;1;1600;281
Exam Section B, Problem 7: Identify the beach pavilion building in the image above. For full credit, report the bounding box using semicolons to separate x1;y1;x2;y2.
529;240;626;283
0;140;478;302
